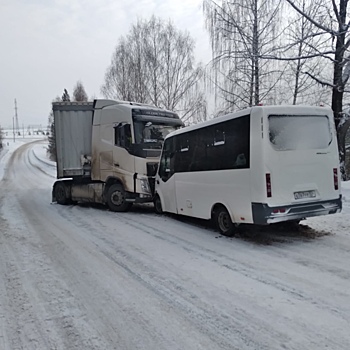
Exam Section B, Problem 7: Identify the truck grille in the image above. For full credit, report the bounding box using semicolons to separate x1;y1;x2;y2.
147;162;159;177
148;177;156;195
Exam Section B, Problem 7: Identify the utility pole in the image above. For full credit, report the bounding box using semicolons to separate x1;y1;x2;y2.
14;99;20;136
12;116;15;142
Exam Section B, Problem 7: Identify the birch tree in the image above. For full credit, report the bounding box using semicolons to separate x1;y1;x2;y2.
101;16;206;123
203;0;283;113
285;0;350;179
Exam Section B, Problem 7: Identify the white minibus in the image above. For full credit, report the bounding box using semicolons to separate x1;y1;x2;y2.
154;105;342;235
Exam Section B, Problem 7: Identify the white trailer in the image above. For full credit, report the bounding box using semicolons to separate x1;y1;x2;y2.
52;99;183;211
154;105;342;235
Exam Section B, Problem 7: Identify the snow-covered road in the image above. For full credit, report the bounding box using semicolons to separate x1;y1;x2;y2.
0;140;350;350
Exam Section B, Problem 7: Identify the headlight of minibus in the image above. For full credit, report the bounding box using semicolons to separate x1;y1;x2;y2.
140;179;151;194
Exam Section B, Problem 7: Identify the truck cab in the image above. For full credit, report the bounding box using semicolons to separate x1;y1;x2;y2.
52;99;183;212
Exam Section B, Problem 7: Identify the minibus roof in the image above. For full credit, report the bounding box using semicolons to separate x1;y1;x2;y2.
165;105;332;140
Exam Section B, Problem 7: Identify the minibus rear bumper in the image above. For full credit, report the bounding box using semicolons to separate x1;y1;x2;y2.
252;196;342;225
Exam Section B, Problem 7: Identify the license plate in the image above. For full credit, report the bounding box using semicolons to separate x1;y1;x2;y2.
294;190;316;200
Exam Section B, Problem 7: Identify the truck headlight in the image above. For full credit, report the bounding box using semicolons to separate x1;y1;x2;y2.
140;179;151;194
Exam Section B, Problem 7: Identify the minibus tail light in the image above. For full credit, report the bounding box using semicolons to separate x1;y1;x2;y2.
266;173;272;197
333;168;339;190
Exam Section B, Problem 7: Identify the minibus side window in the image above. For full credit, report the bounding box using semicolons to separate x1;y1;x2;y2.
174;133;191;172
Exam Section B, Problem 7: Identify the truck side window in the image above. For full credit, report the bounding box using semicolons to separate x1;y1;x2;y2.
115;124;131;149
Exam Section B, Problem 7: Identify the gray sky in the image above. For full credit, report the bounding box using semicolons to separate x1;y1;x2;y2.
0;0;211;129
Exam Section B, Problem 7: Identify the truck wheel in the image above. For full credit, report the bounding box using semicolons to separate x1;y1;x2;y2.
55;182;68;205
154;195;163;214
107;184;132;212
214;206;235;236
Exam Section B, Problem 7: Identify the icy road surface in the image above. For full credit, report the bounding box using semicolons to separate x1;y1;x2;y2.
0;140;350;350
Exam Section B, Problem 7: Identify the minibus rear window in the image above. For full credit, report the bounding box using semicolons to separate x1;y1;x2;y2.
268;115;332;151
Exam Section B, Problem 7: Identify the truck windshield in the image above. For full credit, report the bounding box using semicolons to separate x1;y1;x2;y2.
268;115;332;151
133;121;177;147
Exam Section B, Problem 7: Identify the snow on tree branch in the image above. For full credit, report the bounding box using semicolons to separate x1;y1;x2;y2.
303;71;335;88
286;0;336;36
260;51;335;61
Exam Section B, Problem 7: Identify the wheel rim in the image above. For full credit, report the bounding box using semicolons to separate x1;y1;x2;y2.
111;190;124;206
218;211;231;233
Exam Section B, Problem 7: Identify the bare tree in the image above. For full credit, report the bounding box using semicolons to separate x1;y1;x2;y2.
285;0;350;179
281;0;329;105
101;16;206;122
73;81;88;102
203;0;283;112
0;126;3;150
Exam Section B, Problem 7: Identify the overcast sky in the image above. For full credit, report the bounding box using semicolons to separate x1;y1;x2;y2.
0;0;211;129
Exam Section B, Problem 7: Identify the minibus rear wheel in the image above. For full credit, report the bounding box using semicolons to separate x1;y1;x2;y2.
214;205;235;236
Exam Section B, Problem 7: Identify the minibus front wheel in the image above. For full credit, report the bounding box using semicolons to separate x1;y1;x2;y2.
154;194;163;214
213;205;235;237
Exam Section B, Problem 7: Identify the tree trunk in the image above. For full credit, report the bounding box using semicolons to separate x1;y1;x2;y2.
332;0;347;180
253;0;259;105
292;2;306;105
337;119;350;181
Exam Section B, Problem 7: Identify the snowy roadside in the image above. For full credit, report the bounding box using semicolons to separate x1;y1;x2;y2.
0;140;27;180
28;143;57;179
305;180;350;235
0;137;52;181
31;143;56;168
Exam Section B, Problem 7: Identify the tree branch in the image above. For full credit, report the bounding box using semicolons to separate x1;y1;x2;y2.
331;0;341;24
259;51;335;61
285;0;336;36
303;71;334;88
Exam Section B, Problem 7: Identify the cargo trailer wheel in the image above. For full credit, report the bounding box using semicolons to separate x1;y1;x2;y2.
214;206;235;236
55;182;68;205
107;184;132;212
154;194;163;214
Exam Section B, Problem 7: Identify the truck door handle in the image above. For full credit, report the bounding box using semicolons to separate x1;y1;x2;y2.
156;180;159;184
114;163;119;167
